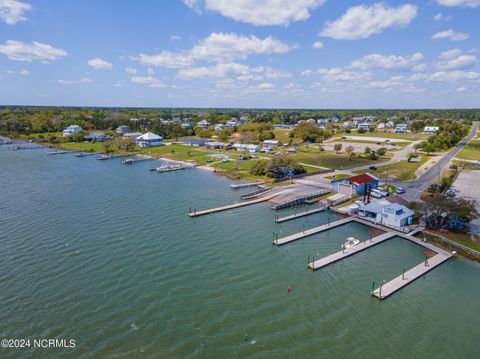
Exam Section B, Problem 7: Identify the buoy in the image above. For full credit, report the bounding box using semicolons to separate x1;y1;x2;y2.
287;286;292;293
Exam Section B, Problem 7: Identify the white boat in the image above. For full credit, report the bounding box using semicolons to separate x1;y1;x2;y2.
155;162;186;173
342;237;360;249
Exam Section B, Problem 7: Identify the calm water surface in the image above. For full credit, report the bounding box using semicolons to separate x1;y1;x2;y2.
0;146;479;358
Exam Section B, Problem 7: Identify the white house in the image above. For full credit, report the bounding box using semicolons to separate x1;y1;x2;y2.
263;140;282;147
63;125;83;137
358;123;371;131
424;126;440;135
215;124;225;131
116;125;130;134
385;120;395;128
233;143;260;153
197;120;210;129
225;121;237;128
377;123;385;130
357;199;414;228
135;132;164;147
395;124;408;133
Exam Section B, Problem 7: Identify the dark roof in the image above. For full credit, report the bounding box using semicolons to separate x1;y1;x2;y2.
386;195;409;206
348;173;378;185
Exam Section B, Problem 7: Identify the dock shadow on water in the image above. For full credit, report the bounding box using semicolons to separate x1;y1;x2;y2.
0;146;479;358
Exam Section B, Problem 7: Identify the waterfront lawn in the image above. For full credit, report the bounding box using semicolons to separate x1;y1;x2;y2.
338;139;411;148
427;229;480;252
292;146;388;170
357;156;430;181
456;140;480;161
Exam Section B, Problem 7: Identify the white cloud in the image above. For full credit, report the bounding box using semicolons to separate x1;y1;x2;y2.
131;76;166;88
125;67;137;74
185;0;325;26
351;52;424;71
439;48;463;60
80;76;92;83
137;51;193;68
429;70;480;82
432;29;469;41
436;54;477;70
0;0;31;25
114;80;124;87
147;67;155;75
56;77;93;85
87;58;113;70
190;32;291;62
0;40;67;62
436;0;480;8
254;82;275;89
316;67;369;82
137;32;291;68
312;41;324;49
177;62;252;79
320;3;417;40
170;35;182;42
19;68;29;75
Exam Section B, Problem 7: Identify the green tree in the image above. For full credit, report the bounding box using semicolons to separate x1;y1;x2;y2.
345;145;355;160
334;143;342;153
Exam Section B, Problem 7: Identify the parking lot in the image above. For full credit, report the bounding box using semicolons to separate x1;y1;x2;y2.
452;170;480;234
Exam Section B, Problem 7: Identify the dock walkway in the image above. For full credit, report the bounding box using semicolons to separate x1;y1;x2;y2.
372;253;451;299
274;217;354;246
275;203;328;223
189;192;279;218
308;232;396;270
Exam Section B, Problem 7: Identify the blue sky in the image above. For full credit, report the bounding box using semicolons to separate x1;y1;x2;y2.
0;0;479;108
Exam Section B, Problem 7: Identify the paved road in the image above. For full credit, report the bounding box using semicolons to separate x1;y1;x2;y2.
393;121;479;201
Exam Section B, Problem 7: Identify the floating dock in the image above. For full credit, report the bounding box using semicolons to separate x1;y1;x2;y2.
308;232;396;270
271;190;330;210
275;203;328;223
371;253;451;300
230;182;264;189
189;192;279;218
274;217;354;246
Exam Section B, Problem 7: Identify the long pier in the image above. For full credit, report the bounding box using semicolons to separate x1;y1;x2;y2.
273;217;354;246
371;253;451;300
275;203;328;223
308;232;396;270
189;192;279;217
230;182;264;189
271;189;330;210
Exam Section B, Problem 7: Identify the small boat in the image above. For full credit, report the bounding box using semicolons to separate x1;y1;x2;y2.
342;237;360;249
96;154;110;160
74;152;86;157
155;162;186;173
122;158;135;165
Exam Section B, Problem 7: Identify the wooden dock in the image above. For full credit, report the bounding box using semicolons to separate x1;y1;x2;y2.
371;253;452;300
230;182;264;189
189;192;279;217
273;217;354;246
275;203;328;223
308;232;396;270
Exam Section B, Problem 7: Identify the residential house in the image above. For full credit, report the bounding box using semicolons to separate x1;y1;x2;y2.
123;132;142;140
205;141;231;150
180;138;208;147
135;132;163;147
263;140;282;147
233;143;260;153
395;124;408;133
63;125;83;137
115;125;130;134
84;132;110;142
214;124;225;132
197;120;210;129
424;126;440;135
377;123;386;130
181;122;193;129
358;123;371;131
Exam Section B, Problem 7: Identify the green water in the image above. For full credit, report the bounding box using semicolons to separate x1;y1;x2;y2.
0;146;479;358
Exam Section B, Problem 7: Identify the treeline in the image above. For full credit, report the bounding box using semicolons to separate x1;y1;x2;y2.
421;120;470;152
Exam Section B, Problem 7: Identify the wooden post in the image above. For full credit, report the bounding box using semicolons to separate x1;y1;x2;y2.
372;281;375;292
379;283;383;299
402;268;405;280
424;256;429;267
303;224;305;234
307;255;310;267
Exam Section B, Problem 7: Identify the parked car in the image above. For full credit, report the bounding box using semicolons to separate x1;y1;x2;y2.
369;165;377;170
395;187;406;194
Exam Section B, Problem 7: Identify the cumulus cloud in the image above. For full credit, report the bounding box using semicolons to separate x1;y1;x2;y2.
184;0;325;26
125;67;137;74
436;0;480;8
428;70;480;82
87;58;113;70
320;3;417;40
432;29;469;41
0;0;31;25
351;52;424;71
309;67;369;82
436;50;477;70
131;76;166;88
312;41;324;49
56;77;92;85
137;32;291;68
0;40;67;62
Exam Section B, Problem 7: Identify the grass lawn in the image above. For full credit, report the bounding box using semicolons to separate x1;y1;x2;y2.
356;156;430;181
426;229;480;252
292;146;386;170
456;139;480;161
325;174;350;180
337;139;411;148
273;129;300;145
343;131;428;141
